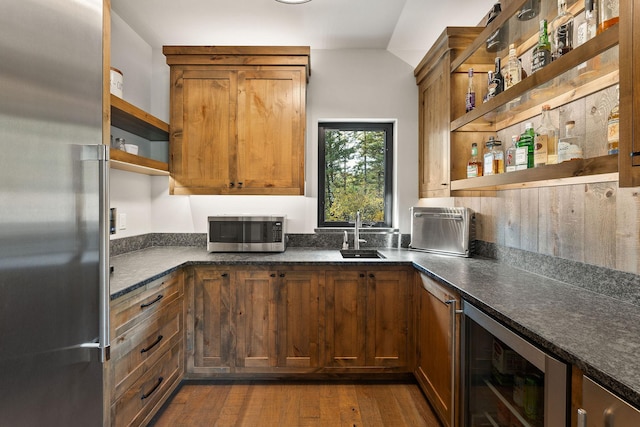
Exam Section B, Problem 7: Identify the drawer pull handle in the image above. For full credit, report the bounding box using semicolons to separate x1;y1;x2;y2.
140;335;164;354
140;294;163;309
141;377;163;400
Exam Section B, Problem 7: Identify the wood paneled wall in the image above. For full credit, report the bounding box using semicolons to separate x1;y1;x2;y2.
454;182;640;274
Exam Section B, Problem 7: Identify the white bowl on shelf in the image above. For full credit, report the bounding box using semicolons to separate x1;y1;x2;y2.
123;144;138;155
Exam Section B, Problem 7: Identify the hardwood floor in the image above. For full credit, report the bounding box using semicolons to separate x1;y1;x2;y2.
149;379;442;427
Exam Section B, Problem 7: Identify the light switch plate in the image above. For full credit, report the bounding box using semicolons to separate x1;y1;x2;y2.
118;213;127;230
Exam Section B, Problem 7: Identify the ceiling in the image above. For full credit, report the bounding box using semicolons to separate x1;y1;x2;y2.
111;0;495;68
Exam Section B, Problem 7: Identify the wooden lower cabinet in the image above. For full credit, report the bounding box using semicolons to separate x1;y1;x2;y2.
185;266;322;375
415;272;460;427
324;267;411;371
109;271;184;427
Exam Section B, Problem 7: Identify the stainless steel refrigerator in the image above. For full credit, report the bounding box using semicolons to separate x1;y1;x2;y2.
0;1;109;425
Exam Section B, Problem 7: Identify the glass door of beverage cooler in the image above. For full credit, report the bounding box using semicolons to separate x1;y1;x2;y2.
462;302;568;427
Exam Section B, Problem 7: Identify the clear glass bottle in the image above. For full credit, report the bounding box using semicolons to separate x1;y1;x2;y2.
557;121;584;162
484;71;494;103
505;136;518;172
535;105;558;166
607;85;619;155
517;0;540;21
517;123;535;169
483;138;496;175
466;68;476;113
550;0;574;60
578;0;597;44
486;1;508;52
531;20;551;74
598;0;619;34
504;44;522;90
467;142;483;177
492;139;505;174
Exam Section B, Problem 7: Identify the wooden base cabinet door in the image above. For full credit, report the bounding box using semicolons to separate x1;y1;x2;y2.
275;270;321;369
324;270;367;367
235;270;278;370
415;273;460;427
188;267;233;375
365;269;410;368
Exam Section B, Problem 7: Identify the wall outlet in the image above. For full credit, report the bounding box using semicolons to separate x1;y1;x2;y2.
118;213;127;230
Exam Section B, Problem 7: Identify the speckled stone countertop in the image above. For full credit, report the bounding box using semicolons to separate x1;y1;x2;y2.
110;246;640;408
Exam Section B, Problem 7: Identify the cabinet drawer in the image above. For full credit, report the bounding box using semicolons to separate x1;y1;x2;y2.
111;297;183;401
111;339;183;427
111;271;183;337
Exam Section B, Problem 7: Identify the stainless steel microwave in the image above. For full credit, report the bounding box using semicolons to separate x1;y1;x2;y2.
207;215;286;252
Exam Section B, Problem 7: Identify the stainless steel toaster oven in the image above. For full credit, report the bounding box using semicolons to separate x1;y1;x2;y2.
409;207;475;257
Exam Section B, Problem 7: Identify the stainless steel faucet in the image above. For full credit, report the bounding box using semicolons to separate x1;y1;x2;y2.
354;211;367;250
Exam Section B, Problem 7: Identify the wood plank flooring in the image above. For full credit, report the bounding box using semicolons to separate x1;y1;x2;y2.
149;380;442;427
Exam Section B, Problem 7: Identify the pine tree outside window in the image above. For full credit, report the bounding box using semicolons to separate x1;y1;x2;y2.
318;122;393;228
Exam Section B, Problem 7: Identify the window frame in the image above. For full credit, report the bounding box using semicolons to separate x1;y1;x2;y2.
317;121;394;228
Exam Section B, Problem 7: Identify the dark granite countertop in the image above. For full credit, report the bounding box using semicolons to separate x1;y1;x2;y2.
110;246;640;408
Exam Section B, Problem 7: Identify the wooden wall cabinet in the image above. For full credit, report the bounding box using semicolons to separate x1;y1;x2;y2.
324;267;411;371
163;46;310;195
417;0;639;196
414;27;484;198
414;273;460;427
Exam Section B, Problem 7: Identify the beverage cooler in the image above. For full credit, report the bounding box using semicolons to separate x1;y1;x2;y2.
462;302;568;427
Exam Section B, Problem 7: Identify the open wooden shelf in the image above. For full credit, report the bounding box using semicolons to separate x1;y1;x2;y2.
451;26;619;132
109;94;170;175
451;154;618;192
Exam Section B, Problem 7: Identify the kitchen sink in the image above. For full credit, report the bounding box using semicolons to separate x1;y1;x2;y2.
339;249;385;259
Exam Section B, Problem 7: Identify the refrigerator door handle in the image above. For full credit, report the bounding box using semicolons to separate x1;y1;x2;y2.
80;144;110;362
98;144;111;362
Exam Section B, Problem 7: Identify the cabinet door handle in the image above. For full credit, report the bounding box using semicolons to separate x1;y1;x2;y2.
229;182;235;187
140;294;163;309
221;273;228;277
237;182;243;187
279;273;285;277
368;273;375;278
359;273;365;278
577;408;587;427
270;273;276;277
140;335;163;354
141;377;164;400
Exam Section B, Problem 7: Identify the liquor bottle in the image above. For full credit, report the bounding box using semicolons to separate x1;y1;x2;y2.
487;57;504;99
517;0;540;21
578;0;597;45
492;139;505;174
535;105;558;166
550;0;574;60
557;121;584;162
517;123;535;169
484;71;494;103
486;2;508;52
531;20;551;74
598;0;619;34
505;136;518;172
607;85;619;155
504;45;522;90
466;69;476;113
467;142;483;177
483;138;496;176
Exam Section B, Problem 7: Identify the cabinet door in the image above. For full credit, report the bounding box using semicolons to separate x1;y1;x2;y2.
170;69;237;194
415;274;459;427
365;269;410;368
236;69;305;195
418;55;450;198
189;267;233;373
324;270;367;367
275;270;320;369
235;269;278;369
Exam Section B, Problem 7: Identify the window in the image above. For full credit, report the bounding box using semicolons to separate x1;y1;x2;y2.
318;122;393;228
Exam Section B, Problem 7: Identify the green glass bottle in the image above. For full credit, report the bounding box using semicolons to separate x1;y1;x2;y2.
531;19;551;73
516;123;535;169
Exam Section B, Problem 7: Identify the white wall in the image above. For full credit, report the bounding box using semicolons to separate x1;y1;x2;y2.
110;13;419;236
